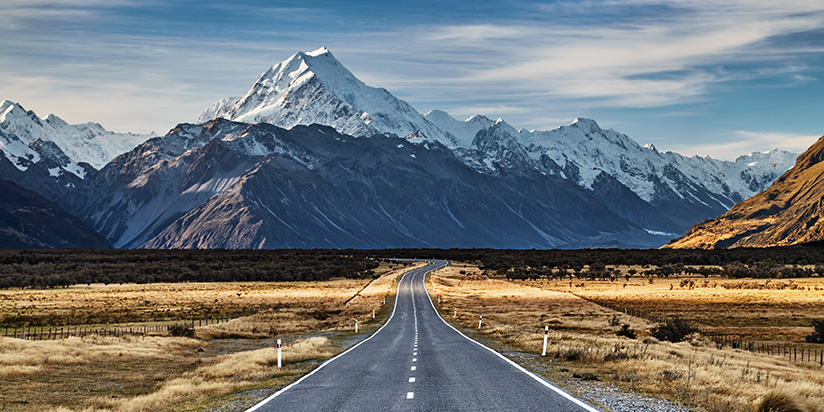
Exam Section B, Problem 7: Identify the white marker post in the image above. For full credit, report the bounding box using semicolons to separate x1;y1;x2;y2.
454;308;457;317
438;296;441;303
478;315;483;329
277;339;282;368
542;326;549;356
355;319;359;333
372;309;375;319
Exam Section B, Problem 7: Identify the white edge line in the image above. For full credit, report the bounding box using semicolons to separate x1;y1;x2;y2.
421;261;602;412
245;262;431;412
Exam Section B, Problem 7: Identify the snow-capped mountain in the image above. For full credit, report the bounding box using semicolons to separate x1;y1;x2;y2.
0;100;153;173
443;114;797;232
200;49;796;234
199;47;459;147
67;118;663;249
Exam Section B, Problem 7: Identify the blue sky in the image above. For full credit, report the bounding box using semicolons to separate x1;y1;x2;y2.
2;0;823;160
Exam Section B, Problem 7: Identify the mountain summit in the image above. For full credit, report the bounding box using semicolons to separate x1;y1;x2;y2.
199;47;458;146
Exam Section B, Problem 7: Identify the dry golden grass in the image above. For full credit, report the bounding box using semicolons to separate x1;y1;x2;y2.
0;261;423;412
0;260;411;329
429;265;824;412
532;271;824;344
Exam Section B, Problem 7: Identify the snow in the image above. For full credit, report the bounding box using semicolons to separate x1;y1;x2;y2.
194;48;798;222
0;100;153;176
199;48;460;148
644;229;678;237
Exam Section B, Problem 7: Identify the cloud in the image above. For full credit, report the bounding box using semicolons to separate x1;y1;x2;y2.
0;0;823;142
670;130;820;160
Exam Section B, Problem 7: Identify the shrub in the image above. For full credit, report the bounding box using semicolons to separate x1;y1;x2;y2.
572;372;599;381
616;324;636;339
169;323;194;338
560;348;586;361
652;318;695;343
755;390;805;412
804;319;824;343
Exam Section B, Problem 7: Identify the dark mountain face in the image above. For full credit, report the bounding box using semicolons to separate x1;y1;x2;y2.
0;180;110;248
66;119;665;249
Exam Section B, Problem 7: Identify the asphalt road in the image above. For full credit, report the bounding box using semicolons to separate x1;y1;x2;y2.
248;260;602;412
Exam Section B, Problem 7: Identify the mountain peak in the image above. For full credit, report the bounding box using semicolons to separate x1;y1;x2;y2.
200;48;456;147
305;46;331;57
572;117;600;131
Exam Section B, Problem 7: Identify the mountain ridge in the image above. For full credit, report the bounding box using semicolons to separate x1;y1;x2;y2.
665;135;824;248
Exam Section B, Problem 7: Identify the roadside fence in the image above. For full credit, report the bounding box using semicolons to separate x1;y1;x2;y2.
570;292;823;367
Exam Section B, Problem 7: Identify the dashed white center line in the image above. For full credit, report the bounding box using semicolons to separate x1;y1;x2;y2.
407;392;414;399
412;358;417;362
411;366;416;370
413;352;417;355
409;377;416;382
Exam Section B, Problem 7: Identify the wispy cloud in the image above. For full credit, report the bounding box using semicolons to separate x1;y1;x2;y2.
0;0;822;154
671;130;820;160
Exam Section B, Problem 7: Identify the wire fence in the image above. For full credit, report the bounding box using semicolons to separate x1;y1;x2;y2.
1;304;274;341
571;293;824;367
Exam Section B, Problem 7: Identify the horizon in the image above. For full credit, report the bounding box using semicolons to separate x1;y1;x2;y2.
2;1;824;160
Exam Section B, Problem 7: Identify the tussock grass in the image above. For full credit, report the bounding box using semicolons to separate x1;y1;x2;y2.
430;265;824;412
0;261;422;411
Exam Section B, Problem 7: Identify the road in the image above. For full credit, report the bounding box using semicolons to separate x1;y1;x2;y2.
248;260;601;411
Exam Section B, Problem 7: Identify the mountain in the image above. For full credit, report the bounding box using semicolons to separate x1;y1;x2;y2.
0;180;110;248
450;116;797;234
200;48;796;238
66;119;665;249
199;47;459;147
665;136;824;248
0;100;153;196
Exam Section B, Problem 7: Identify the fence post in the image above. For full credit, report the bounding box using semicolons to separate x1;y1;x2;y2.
542;326;549;356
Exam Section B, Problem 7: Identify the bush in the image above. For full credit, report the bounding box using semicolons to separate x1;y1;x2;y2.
560;348;586;361
755;390;805;412
572;372;599;381
652;318;695;343
169;323;194;338
804;319;824;343
616;324;636;339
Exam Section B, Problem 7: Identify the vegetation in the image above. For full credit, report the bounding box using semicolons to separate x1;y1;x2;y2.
651;318;694;343
0;249;379;289
805;319;824;343
0;261;418;411
428;264;824;412
361;246;824;279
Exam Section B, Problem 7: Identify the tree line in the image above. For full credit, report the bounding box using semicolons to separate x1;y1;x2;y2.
361;246;824;279
0;249;379;289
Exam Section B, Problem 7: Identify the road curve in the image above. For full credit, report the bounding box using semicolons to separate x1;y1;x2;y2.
247;260;602;412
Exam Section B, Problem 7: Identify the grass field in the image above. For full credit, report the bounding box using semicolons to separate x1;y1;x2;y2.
525;268;824;345
429;264;824;412
0;261;421;412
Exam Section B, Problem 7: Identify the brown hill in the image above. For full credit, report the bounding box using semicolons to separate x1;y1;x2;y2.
665;136;824;249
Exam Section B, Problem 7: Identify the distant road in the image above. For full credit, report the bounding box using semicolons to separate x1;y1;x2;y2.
248;260;601;411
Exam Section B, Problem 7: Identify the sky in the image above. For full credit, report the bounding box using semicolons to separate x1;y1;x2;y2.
2;0;824;160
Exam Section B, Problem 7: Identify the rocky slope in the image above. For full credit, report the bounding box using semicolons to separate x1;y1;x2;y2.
665;135;824;248
0;180;110;248
66;119;663;249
